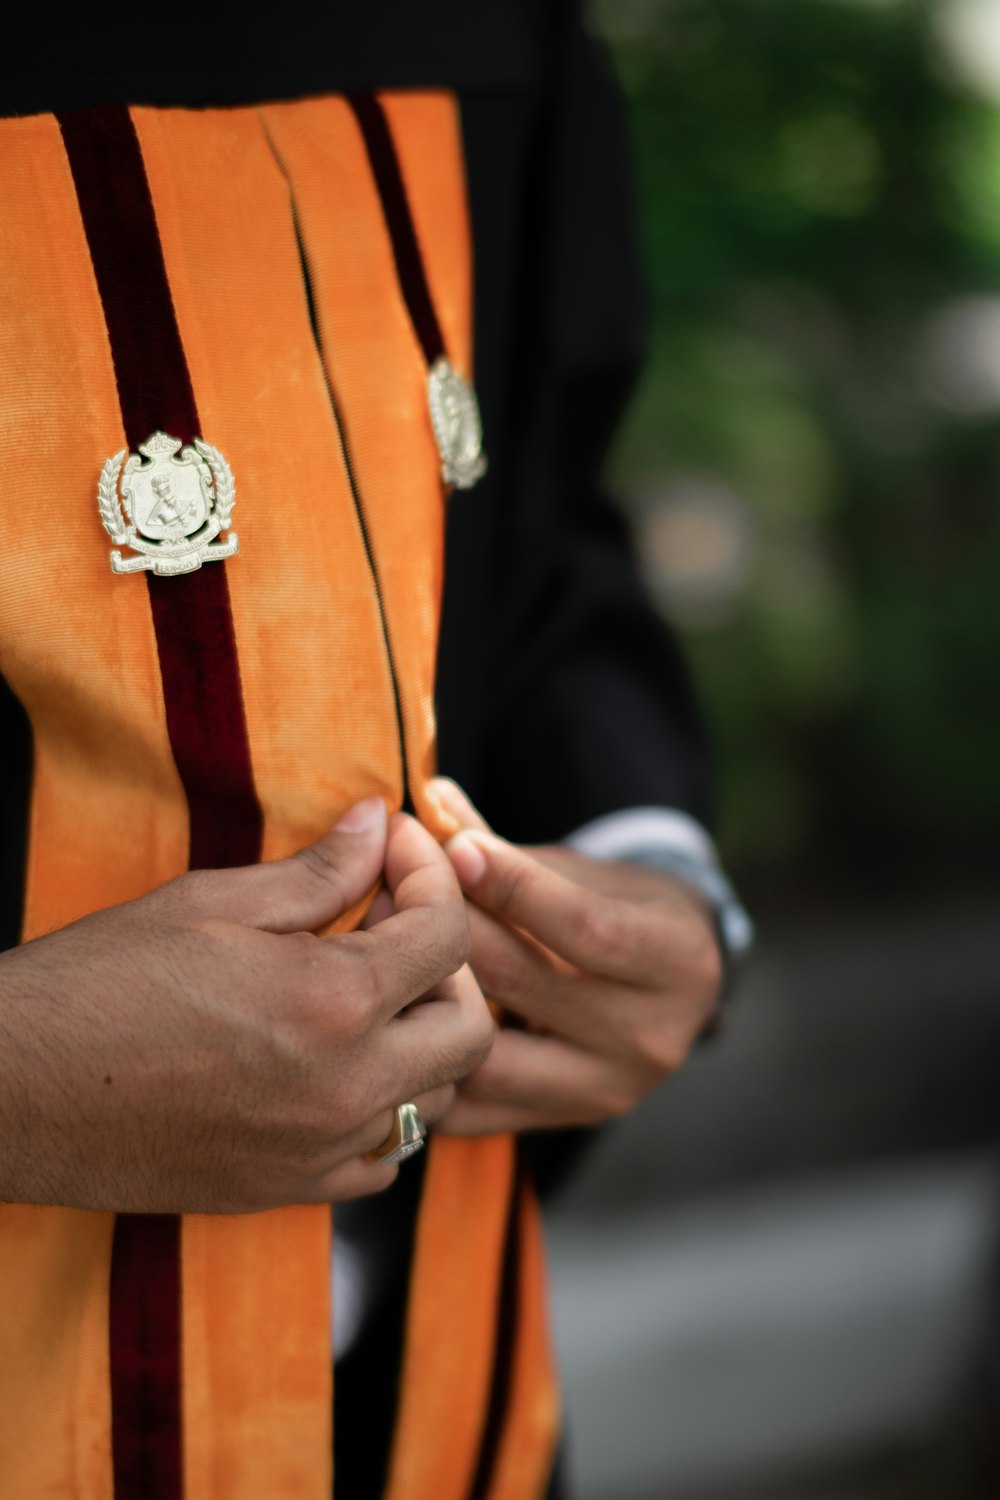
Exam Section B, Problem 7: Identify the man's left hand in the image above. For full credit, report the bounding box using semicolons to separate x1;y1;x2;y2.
430;780;723;1135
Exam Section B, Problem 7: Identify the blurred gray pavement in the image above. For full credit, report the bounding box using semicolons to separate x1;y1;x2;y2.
544;893;1000;1499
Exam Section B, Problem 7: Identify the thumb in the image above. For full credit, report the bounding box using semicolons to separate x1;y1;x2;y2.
193;796;389;933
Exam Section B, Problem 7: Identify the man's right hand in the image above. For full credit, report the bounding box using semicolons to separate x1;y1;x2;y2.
0;799;493;1215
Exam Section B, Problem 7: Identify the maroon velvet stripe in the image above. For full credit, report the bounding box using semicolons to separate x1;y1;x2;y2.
57;108;199;449
146;567;262;872
57;105;263;1498
105;1214;183;1498
347;94;446;367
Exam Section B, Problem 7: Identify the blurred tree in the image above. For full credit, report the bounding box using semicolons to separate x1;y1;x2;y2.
593;0;1000;901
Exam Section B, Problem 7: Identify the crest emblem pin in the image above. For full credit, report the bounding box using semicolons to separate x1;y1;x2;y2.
98;431;238;575
427;358;487;491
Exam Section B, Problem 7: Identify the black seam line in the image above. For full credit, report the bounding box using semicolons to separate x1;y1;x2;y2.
257;112;414;817
465;1159;523;1500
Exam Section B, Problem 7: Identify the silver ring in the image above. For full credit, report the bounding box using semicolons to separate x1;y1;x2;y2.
365;1101;427;1168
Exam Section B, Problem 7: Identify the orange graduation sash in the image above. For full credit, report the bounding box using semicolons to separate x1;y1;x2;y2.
0;93;558;1498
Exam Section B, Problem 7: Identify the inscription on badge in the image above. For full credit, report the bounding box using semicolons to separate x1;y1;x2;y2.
98;431;238;576
427;358;487;491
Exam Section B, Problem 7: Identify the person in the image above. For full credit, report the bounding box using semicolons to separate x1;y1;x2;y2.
0;2;750;1496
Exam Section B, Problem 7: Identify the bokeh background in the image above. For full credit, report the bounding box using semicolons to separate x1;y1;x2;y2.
545;2;1000;1496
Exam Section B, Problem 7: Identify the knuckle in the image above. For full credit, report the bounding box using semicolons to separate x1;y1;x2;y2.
290;842;346;895
578;896;621;963
434;986;495;1082
492;862;532;921
463;1003;497;1072
482;943;530;1001
416;1082;456;1126
439;905;472;976
339;959;383;1031
635;1018;689;1079
324;937;384;1026
169;868;213;911
574;1077;636;1124
690;927;724;999
599;1074;642;1120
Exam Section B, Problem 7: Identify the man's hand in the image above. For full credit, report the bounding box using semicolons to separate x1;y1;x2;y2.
0;800;493;1214
431;780;721;1135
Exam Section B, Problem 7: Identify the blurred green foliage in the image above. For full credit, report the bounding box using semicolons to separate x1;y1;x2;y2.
596;0;1000;894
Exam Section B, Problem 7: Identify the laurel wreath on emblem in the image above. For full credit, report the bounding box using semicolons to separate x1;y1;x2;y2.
97;448;128;545
195;438;235;528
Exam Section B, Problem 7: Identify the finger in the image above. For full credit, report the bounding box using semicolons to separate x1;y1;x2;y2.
334;814;471;1014
465;906;570;1023
467;908;703;1062
295;1084;455;1204
429;776;492;833
183;796;389;934
410;1082;456;1128
532;845;703;908
530;844;654;896
384;962;495;1100
310;1156;400;1204
452;1028;629;1122
334;1082;455;1164
447;830;655;983
360;888;394;930
434;1096;558;1137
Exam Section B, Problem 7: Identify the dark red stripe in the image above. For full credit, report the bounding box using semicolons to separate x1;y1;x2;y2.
104;1214;183;1498
57;108;199;450
58;105;263;1498
347;94;446;368
146;568;262;872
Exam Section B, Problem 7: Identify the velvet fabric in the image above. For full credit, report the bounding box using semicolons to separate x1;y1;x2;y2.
346;94;447;368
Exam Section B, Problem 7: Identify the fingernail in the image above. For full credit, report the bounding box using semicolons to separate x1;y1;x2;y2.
446;831;487;885
333;796;386;834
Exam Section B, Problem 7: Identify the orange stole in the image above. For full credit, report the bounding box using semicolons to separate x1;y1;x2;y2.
0;95;558;1498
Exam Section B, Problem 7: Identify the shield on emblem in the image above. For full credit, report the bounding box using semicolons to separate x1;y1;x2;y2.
129;451;210;543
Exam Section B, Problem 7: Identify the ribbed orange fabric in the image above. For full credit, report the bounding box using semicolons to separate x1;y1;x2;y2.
0;93;558;1500
486;1185;562;1500
130;107;405;854
383;1134;514;1500
260;96;453;835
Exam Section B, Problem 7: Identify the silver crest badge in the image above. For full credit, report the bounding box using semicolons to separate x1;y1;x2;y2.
97;431;238;576
427;357;487;491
